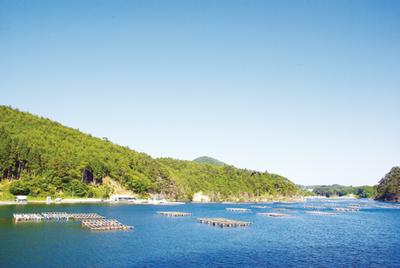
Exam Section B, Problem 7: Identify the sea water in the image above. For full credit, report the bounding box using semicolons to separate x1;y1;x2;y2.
0;199;399;267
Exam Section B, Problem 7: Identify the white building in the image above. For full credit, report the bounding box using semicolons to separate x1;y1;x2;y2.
15;195;28;203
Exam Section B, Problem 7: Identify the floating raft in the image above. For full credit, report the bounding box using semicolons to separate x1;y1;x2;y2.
226;208;251;212
13;212;132;231
334;207;359;212
13;213;44;222
197;217;251;228
304;205;325;209
305;211;337;216
250;205;270;209
82;219;133;231
157;211;191;217
69;213;105;220
375;205;400;209
42;212;70;220
257;212;290;217
273;208;289;211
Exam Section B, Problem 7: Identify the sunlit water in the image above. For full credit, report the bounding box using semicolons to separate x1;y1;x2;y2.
0;199;399;267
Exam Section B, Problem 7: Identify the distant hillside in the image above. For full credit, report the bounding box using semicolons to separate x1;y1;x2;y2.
193;156;225;166
308;184;376;198
0;106;301;201
376;167;400;202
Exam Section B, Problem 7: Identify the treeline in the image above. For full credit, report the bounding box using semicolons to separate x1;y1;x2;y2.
309;184;376;198
0;106;301;200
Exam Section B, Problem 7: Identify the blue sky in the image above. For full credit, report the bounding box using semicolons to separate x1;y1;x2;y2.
1;0;399;185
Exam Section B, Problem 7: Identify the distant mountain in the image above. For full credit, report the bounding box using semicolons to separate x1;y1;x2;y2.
376;167;400;202
193;156;226;166
0;106;301;201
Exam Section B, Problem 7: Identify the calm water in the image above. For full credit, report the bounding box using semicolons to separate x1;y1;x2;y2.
0;199;399;267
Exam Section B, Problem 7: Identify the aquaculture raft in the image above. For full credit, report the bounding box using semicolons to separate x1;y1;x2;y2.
250;205;270;209
305;211;337;216
273;208;289;211
82;219;133;231
13;213;44;222
13;212;132;232
69;213;105;220
333;207;359;212
197;218;251;228
226;208;251;212
257;212;290;217
42;212;70;220
157;211;191;217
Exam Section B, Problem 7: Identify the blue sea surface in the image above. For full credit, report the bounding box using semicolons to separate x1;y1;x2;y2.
0;199;399;267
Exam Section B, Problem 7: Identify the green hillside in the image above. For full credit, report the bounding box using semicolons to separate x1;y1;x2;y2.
375;167;400;202
193;156;225;166
308;184;376;198
0;106;301;201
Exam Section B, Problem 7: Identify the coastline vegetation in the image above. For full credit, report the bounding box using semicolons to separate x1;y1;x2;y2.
307;184;376;198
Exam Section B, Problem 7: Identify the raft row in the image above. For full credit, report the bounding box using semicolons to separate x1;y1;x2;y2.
157;211;192;217
81;219;132;231
257;212;290;217
197;217;251;228
13;212;104;222
305;211;338;216
250;205;271;209
41;212;70;220
333;207;360;212
69;213;105;220
13;213;44;222
226;208;251;212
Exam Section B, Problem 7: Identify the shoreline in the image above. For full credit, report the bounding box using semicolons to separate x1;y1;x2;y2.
1;196;379;206
0;198;185;206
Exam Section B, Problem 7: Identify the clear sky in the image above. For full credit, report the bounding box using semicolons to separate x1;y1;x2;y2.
1;0;399;186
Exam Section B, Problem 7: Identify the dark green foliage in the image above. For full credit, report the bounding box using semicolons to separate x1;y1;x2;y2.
0;106;301;200
193;156;225;166
376;167;400;202
9;180;30;195
159;158;300;200
311;184;376;198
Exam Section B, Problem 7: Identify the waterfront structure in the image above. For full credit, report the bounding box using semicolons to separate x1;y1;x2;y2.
15;195;27;203
110;195;137;202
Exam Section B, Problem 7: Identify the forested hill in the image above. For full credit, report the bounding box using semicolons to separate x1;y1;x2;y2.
375;167;400;202
0;106;301;201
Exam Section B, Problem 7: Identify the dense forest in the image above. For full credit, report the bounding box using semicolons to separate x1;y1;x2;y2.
0;106;301;201
309;184;376;198
375;167;400;202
